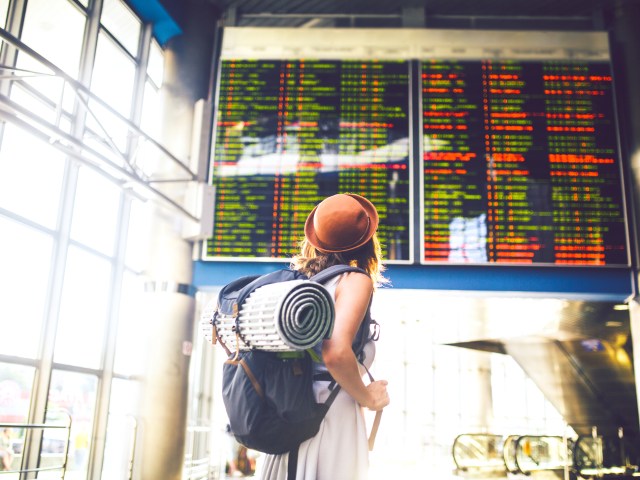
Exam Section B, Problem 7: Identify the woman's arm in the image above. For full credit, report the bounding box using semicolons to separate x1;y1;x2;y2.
321;272;389;411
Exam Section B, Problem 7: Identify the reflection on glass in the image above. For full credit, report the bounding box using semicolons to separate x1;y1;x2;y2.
54;246;111;369
0;218;52;359
0;124;66;229
47;370;97;475
448;214;487;263
70;166;121;256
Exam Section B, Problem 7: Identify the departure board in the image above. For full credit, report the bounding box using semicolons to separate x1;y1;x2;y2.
205;59;412;261
422;60;628;266
204;28;630;266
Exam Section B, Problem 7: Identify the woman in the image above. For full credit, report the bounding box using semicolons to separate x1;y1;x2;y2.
259;193;390;479
0;428;13;471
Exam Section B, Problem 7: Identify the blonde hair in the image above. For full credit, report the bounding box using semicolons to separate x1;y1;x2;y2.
291;233;387;288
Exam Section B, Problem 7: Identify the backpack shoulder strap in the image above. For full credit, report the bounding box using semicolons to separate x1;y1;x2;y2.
309;265;375;358
309;264;368;284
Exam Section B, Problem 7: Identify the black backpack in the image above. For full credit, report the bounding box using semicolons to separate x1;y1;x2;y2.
207;264;378;455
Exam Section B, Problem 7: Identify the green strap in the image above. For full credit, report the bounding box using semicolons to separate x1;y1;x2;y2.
306;348;322;363
275;348;321;362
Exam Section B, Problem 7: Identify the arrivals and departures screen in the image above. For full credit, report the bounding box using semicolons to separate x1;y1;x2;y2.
204;28;629;266
422;60;627;265
205;58;412;261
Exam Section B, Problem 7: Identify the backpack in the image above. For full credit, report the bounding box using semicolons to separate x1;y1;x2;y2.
204;264;378;455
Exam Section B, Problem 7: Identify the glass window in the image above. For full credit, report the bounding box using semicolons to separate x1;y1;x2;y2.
47;370;98;475
135;81;165;177
140;80;162;142
525;376;546;423
0;217;53;359
0;123;66;229
70;165;122;256
84;100;131;158
0;363;35;424
124;198;153;271
147;40;164;88
0;363;35;469
85;30;137;158
433;353;461;425
91;31;136;119
19;0;86;78
113;271;147;375
0;0;9;29
0;0;8;54
100;0;141;56
9;83;75;133
498;357;528;422
101;378;140;478
54;246;112;369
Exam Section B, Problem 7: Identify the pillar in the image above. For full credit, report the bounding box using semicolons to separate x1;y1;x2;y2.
137;2;220;478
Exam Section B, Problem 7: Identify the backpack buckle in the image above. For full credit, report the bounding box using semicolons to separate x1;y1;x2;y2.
370;320;380;341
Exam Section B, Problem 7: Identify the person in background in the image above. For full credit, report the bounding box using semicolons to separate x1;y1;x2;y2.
258;193;390;480
1;428;14;471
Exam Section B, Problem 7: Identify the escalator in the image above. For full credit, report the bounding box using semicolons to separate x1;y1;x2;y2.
452;433;508;476
573;432;640;479
452;433;640;479
453;433;570;478
447;299;640;473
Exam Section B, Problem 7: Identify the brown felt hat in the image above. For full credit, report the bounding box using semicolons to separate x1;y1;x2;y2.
304;193;379;253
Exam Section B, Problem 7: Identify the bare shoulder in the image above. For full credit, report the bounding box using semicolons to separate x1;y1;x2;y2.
336;271;373;298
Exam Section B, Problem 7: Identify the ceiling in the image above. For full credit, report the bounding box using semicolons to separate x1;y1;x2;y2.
200;0;632;30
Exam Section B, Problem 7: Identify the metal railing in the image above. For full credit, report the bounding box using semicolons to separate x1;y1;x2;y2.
452;433;508;475
183;424;215;480
0;411;72;477
574;427;640;479
453;428;640;479
514;434;571;475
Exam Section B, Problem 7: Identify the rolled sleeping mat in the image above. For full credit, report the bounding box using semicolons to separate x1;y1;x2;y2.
208;280;335;352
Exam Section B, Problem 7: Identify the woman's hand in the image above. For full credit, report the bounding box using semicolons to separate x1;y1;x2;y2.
363;379;390;411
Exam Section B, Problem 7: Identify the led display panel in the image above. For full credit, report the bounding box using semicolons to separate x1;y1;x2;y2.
421;57;628;266
204;28;629;266
205;29;413;262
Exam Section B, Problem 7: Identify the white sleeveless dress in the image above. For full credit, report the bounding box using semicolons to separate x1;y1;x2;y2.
256;274;375;480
